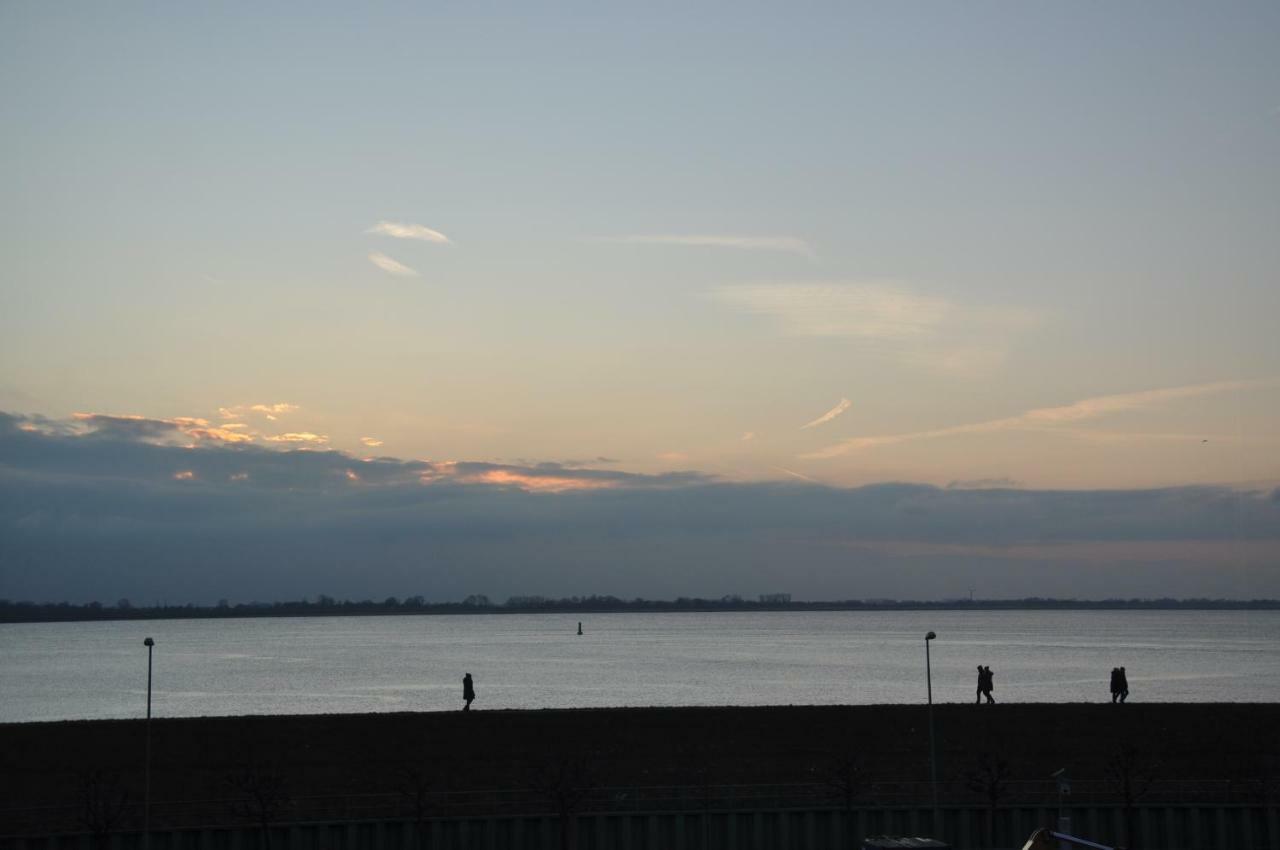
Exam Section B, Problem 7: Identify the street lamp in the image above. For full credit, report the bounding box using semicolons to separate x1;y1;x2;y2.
925;631;939;836
144;637;155;718
143;637;155;850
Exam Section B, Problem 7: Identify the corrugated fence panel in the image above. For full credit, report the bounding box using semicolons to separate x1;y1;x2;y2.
4;804;1278;850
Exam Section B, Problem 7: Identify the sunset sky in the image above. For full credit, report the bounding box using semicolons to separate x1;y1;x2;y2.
2;4;1278;602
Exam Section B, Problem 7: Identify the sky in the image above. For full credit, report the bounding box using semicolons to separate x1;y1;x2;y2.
2;3;1279;602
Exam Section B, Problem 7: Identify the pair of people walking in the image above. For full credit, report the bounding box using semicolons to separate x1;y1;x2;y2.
975;665;995;703
970;664;1133;703
1109;666;1129;703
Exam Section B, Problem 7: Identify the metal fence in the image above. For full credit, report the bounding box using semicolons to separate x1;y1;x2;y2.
4;777;1277;839
4;802;1280;850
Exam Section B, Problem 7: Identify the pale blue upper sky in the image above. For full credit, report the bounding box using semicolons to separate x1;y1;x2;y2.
3;2;1279;489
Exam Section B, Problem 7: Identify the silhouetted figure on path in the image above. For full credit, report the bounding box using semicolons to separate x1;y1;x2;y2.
577;621;583;636
1110;667;1121;703
1117;666;1129;703
974;665;994;703
462;672;475;711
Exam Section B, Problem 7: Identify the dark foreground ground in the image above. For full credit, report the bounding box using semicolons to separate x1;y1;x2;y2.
2;704;1278;833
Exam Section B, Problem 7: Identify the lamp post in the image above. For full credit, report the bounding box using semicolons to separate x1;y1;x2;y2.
143;637;154;850
925;631;939;836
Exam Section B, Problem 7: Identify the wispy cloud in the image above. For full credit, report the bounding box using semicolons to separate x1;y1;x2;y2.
261;432;329;445
252;403;298;416
368;252;419;277
713;283;949;339
803;379;1276;459
361;437;384;447
711;282;1039;376
801;398;852;430
773;466;820;483
947;477;1022;490
741;431;756;442
1057;430;1229;444
366;221;452;244
596;234;815;259
219;403;299;421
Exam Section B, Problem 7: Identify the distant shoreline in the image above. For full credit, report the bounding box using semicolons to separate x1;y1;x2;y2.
3;595;1278;624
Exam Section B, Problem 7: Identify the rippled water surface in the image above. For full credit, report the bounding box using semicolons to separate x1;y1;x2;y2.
2;610;1278;722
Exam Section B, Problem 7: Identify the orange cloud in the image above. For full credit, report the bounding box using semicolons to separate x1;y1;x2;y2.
186;427;255;443
73;412;256;445
461;469;618;493
416;462;622;493
74;412;146;423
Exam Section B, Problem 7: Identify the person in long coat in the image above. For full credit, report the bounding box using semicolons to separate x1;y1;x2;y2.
1110;668;1121;703
1117;667;1129;703
463;672;475;711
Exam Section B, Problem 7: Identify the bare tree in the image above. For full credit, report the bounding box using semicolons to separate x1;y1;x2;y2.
1106;745;1159;850
77;770;131;850
678;741;719;849
963;752;1010;848
225;766;291;850
528;756;596;850
397;765;435;850
817;750;865;850
1231;732;1280;805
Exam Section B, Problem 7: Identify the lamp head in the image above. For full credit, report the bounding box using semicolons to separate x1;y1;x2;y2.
925;631;936;641
144;637;155;647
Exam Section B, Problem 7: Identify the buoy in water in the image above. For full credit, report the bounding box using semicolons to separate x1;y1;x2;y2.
577;621;583;635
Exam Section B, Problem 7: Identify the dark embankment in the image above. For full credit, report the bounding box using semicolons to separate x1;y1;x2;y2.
2;704;1277;832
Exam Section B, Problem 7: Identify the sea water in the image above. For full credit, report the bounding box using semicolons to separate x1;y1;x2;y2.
1;609;1277;722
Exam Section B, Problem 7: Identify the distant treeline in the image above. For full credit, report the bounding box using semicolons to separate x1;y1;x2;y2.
2;593;1279;623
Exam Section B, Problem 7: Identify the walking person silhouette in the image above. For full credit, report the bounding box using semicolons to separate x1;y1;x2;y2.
1110;667;1121;703
462;672;475;711
1117;666;1129;703
974;665;995;704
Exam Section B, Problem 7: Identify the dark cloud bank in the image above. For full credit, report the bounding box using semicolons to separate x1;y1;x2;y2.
2;412;1279;604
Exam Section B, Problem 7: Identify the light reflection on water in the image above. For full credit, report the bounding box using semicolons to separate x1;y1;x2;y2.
1;609;1277;722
